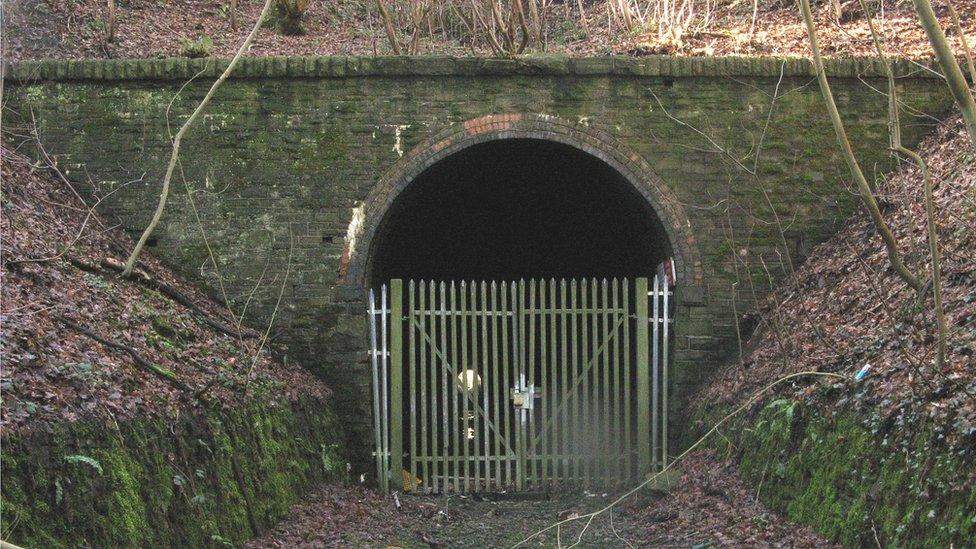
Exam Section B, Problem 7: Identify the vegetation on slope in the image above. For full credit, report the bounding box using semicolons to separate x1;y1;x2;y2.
0;148;347;546
4;0;973;61
1;147;327;434
692;115;975;545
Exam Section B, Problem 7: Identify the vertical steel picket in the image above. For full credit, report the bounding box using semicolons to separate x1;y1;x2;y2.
527;280;537;487
381;285;390;493
490;282;502;489
515;279;526;491
601;279;611;483
635;277;650;476
548;279;558;486
622;279;632;481
408;281;417;488
652;275;660;471
662;275;670;467
368;289;385;492
502;282;512;487
390;280;403;491
440;282;450;491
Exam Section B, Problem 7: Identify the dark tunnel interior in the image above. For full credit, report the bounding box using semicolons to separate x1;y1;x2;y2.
367;138;672;287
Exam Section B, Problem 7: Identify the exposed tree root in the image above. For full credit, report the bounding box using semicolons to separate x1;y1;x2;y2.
68;256;254;340
60;318;193;393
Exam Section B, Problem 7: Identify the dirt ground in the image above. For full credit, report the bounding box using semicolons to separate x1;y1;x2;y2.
248;450;833;548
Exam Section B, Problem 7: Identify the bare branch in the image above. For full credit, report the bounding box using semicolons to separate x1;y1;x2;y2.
60;318;194;392
910;0;976;148
947;2;975;92
511;371;849;548
122;0;274;277
798;0;925;292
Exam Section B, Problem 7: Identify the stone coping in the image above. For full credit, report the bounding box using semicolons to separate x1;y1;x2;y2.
3;54;940;83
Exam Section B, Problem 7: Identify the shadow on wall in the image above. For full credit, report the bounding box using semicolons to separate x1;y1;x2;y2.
367;138;672;286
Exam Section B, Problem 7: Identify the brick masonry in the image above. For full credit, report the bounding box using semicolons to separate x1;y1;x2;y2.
4;55;954;469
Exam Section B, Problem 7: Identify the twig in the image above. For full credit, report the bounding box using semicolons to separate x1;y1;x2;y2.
8;174;142;265
858;0;949;369
60;318;193;392
178;159;240;338
608;508;635;549
755;463;767;500
910;0;976;149
511;370;849;547
122;0;275;276
844;240;933;391
244;212;295;391
98;257;254;340
947;2;975;92
892;146;947;369
649;89;755;175
27;110;91;211
798;0;925;293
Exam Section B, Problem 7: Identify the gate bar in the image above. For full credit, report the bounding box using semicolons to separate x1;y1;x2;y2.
450;282;461;491
501;282;518;486
582;279;592;486
390;279;404;490
610;278;622;481
652;274;660;471
480;282;491;490
622;279;632;480
547;279;558;486
368;288;385;492
662;276;671;467
601;279;611;483
515;280;525;491
381;285;391;492
409;281;417;490
490;282;502;489
439;282;449;492
635;277;650;475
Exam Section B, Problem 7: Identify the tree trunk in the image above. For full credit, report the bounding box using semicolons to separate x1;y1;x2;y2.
376;0;403;54
947;3;975;89
527;0;541;44
797;0;925;293
911;0;976;149
106;0;116;42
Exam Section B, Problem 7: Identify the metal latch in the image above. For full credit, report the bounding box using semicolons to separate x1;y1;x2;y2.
511;385;535;410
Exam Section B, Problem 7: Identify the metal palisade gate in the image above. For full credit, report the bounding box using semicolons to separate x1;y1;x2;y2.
368;276;672;493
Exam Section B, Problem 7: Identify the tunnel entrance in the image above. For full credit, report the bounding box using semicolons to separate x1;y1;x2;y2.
363;136;675;493
366;138;673;287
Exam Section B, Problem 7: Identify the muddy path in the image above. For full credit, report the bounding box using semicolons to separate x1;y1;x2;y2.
249;450;832;548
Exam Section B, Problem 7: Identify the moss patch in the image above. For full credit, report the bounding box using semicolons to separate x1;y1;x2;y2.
714;400;976;546
1;397;345;547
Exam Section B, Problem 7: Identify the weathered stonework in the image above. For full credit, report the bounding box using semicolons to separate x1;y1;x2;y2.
4;55;954;468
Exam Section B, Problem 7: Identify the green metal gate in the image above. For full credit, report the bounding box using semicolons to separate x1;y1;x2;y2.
369;277;671;493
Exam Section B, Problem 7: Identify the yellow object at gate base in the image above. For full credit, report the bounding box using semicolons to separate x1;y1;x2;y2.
402;469;423;492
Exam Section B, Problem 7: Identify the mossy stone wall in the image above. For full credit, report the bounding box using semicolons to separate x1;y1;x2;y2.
1;397;345;547
734;400;975;546
3;55;955;465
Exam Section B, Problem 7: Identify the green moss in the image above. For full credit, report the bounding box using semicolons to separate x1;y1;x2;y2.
0;397;345;548
729;401;976;547
100;449;152;545
291;127;348;174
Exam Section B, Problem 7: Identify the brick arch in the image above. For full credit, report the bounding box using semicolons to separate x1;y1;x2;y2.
342;113;704;290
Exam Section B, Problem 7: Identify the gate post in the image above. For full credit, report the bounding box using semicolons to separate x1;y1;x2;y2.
390;279;404;490
635;277;651;475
